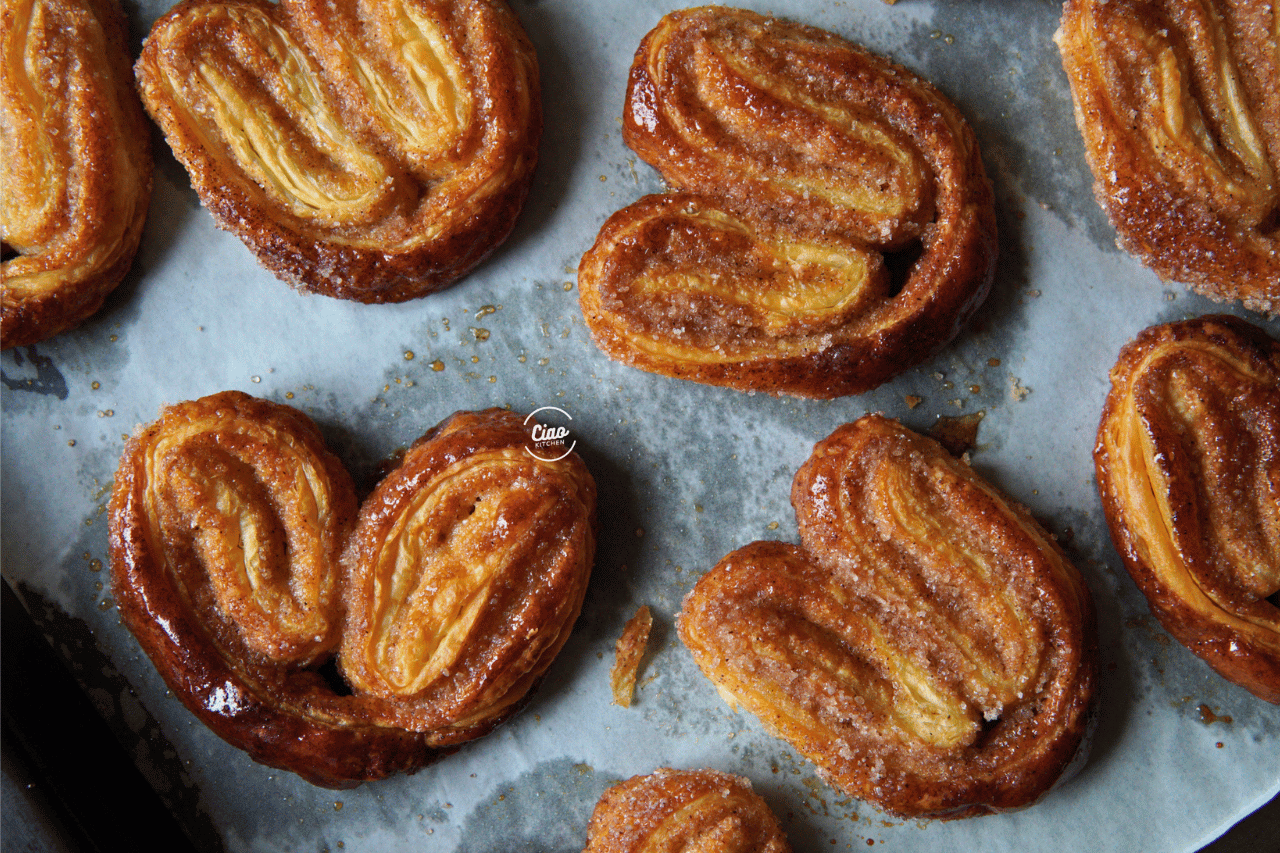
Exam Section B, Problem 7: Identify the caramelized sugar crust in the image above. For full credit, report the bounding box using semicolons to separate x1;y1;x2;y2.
584;768;791;853
135;0;540;303
579;7;997;398
1;0;152;348
1057;0;1280;314
1095;315;1280;702
109;394;596;785
679;416;1097;818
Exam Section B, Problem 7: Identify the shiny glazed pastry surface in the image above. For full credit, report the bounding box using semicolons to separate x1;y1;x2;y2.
583;768;791;853
1057;0;1280;314
1095;315;1280;703
679;415;1097;818
579;7;997;398
135;0;540;303
1;0;152;348
109;394;596;785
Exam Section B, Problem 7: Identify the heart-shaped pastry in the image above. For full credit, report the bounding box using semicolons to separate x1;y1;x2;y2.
1095;315;1280;703
679;415;1097;818
584;768;791;853
109;393;596;786
578;7;997;398
135;0;540;303
1057;0;1280;314
1;0;152;348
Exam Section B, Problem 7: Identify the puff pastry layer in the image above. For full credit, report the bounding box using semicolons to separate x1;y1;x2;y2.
584;768;791;853
579;7;996;398
109;394;596;785
1095;315;1280;703
135;0;540;303
1058;0;1280;314
679;415;1097;818
1;0;151;348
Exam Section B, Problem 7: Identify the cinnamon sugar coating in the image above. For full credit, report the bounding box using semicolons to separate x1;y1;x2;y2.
135;0;540;302
679;416;1097;818
579;7;996;398
584;768;791;853
1058;0;1280;314
1;0;152;347
109;395;596;785
1095;315;1280;703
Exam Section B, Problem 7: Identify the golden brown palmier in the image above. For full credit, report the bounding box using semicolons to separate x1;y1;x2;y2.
1057;0;1280;314
584;768;791;853
135;0;540;303
339;407;597;743
1;0;151;348
679;415;1097;819
1095;315;1280;703
578;7;996;398
109;394;596;785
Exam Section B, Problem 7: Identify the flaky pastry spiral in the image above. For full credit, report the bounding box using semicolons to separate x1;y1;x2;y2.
135;0;540;302
679;416;1097;819
1058;0;1280;314
109;394;596;785
583;768;791;853
578;7;996;398
1;0;152;348
1095;315;1280;703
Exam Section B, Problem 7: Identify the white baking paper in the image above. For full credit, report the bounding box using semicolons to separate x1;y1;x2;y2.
2;1;1277;851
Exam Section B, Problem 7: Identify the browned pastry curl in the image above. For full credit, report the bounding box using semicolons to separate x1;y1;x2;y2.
583;768;791;853
108;394;596;786
1095;315;1280;703
1057;0;1280;314
679;416;1097;819
578;7;997;398
134;0;540;303
1;0;152;348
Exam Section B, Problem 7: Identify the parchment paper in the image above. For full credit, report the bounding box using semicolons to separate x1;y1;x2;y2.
3;1;1277;851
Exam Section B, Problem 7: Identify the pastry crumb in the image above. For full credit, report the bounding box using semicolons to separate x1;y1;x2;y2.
611;605;654;707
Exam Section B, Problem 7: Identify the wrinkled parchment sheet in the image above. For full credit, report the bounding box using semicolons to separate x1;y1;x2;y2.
2;1;1277;851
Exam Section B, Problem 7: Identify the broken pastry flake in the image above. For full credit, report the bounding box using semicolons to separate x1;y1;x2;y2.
610;604;653;707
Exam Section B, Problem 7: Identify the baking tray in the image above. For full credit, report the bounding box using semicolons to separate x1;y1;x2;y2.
2;1;1278;851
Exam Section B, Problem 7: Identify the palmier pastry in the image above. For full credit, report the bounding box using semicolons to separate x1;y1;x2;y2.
1;0;152;348
679;415;1097;819
134;0;540;303
583;768;791;853
1095;315;1280;703
578;7;997;398
109;393;596;786
1057;0;1280;314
